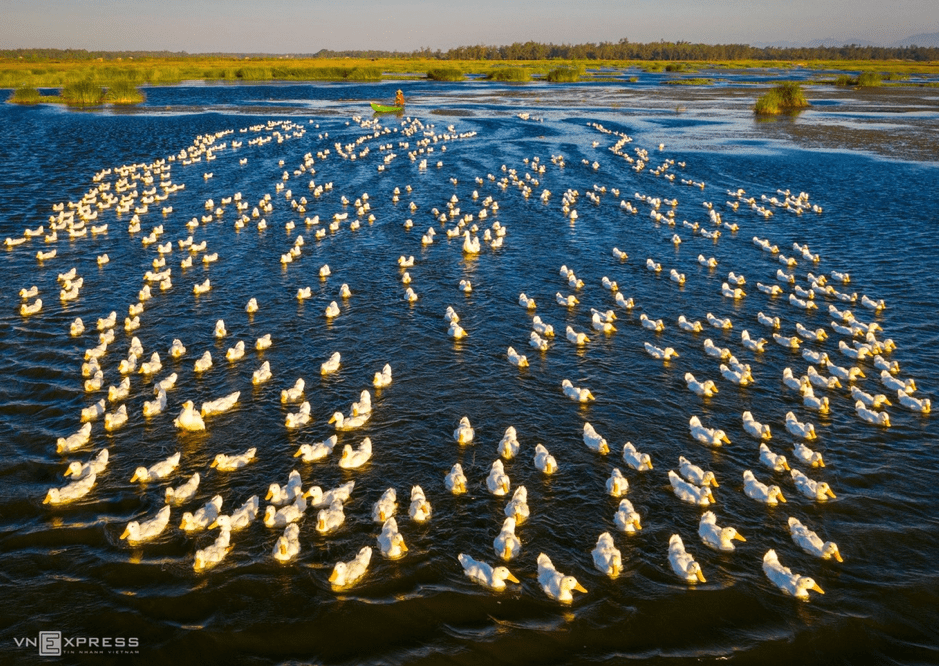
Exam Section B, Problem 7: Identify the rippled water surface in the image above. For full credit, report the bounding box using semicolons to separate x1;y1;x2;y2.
1;80;938;665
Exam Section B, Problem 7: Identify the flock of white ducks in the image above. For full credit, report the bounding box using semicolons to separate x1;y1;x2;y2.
11;108;929;606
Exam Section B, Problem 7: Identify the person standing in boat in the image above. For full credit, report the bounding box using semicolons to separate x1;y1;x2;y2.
395;89;405;107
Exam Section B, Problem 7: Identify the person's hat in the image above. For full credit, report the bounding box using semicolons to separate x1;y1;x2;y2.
396;89;403;93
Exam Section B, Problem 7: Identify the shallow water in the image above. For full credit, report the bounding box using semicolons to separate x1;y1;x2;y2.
1;80;938;665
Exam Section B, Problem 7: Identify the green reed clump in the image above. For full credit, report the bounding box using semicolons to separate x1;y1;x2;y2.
834;74;854;86
9;86;42;104
883;72;909;81
857;71;882;87
104;80;144;104
61;80;104;105
665;63;697;72
642;62;665;72
235;67;273;80
486;68;531;82
426;68;464;81
545;67;580;82
754;82;809;115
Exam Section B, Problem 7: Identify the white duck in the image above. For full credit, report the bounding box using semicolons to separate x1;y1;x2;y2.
785;412;817;440
273;524;301;562
793;442;825;468
759;443;790;472
741;330;767;352
566;325;590;346
537;553;587;603
689;415;730;446
762;549;824;600
698;511;745;552
685;373;718;397
56;423;92;453
211;445;259;477
855;401;891;427
583;423;610;455
165;473;200;505
180;495;223;531
338;437;372;469
210;496;259;531
494;516;521;561
193;529;232;572
373;363;393;388
378;518;408;559
43;473;96;505
614;498;642;533
290;431;336;460
173;401;205;432
130;452;180;483
330;410;370;431
678;456;718;488
63;449;109;480
486;460;511;496
668;470;715;506
562;379;595;402
592;533;623;577
622;442;653;471
121;505;171;544
193;351;213;373
644;342;679;361
788;517;843;562
320;352;341;375
507;347;529;367
252;361;272;384
640;314;665;332
453;416;475;444
742;470;786;505
534;444;558;475
497;426;520;459
678;315;703;333
898;391;931;413
408;485;431;522
445;463;468;494
458;553;519;590
281;378;305;403
706;312;732;329
668;534;706;583
742;411;772;440
532;316;554;336
792;469;836;500
263;496;307;527
201;391;240;417
504;486;530;524
606;468;629;497
315;499;345;533
305;481;355;508
372;488;397;523
329;546;372;588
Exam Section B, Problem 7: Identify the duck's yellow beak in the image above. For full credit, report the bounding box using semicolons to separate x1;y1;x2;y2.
632;519;642;531
506;572;520;584
826;488;837;499
833;551;843;563
399;540;408;552
208;520;218;529
503;544;512;560
695;570;707;583
328;570;339;583
710;478;719;488
129;471;139;483
379;511;386;522
265;489;274;500
811;583;825;594
646;461;653;470
783;461;791;471
279;543;287;555
501;481;509;494
777;492;787;503
210;459;219;469
293;449;303;458
818;458;826;467
328;414;337;424
574;582;588;593
734;533;747;542
120;527;130;540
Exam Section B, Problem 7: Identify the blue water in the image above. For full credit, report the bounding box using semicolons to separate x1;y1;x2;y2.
1;81;938;664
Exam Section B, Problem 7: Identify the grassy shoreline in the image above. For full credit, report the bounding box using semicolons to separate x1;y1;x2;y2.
5;57;938;105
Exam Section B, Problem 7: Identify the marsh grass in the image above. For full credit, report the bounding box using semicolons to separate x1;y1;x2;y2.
104;80;145;104
754;82;809;115
10;86;42;103
486;68;531;82
61;80;104;105
426;68;464;81
857;71;882;86
545;67;581;83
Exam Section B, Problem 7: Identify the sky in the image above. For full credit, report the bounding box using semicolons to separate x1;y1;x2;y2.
2;0;937;53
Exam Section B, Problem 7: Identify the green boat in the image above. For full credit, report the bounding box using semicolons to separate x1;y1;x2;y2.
371;102;403;113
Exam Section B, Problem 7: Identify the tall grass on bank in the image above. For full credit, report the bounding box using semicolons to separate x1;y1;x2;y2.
834;71;884;86
10;85;42;103
104;80;145;104
61;80;103;105
426;68;463;81
486;68;531;82
754;82;809;115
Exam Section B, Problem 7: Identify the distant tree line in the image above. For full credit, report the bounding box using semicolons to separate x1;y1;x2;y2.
3;40;938;62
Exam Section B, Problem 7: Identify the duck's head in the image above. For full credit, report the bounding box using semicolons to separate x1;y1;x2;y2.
266;484;282;501
129;467;148;483
494;567;519;584
704;471;719;488
209;515;230;530
64;462;83;478
263;506;276;523
725;527;746;544
797;576;824;597
641;454;653;470
563;576;588;596
771;486;787;503
819;483;836;499
210;455;224;469
328;412;343;425
394;535;408;553
329;562;346;585
688;563;706;583
824;542;843;562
